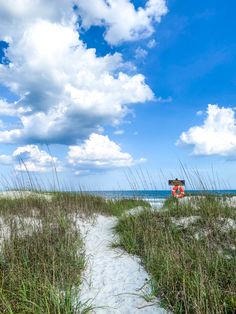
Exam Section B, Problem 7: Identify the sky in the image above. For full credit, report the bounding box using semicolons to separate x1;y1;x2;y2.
0;0;236;190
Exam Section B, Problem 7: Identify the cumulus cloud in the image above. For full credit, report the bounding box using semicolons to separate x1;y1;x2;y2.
68;133;145;173
0;144;61;172
178;104;236;156
77;0;168;45
0;7;154;144
13;145;60;172
0;99;30;116
0;0;168;175
0;0;75;40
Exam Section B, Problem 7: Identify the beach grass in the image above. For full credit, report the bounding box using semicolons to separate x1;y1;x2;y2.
0;191;150;217
52;192;150;217
114;195;236;313
2;182;235;313
0;190;149;313
0;194;87;313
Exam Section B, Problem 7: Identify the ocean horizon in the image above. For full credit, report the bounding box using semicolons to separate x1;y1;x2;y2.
88;189;236;208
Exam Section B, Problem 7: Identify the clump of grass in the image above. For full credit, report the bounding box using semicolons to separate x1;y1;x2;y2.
53;192;150;217
114;196;236;313
163;194;236;219
0;191;149;219
106;198;150;216
0;195;50;218
0;196;87;313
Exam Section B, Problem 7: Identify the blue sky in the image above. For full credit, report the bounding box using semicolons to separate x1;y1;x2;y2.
0;0;236;190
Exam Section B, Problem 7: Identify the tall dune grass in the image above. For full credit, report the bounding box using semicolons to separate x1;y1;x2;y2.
1;164;235;313
0;193;87;313
0;186;149;313
115;195;236;313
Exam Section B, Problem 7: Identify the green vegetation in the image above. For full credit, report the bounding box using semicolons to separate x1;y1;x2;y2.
0;195;87;313
115;195;236;314
2;187;235;313
53;192;150;217
164;194;236;221
0;191;148;313
0;192;150;218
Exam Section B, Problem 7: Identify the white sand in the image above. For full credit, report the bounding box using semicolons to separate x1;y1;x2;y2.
127;205;158;216
0;190;52;201
171;216;200;228
179;195;236;208
0;216;41;245
76;214;168;314
224;196;236;207
0;217;10;249
218;217;236;232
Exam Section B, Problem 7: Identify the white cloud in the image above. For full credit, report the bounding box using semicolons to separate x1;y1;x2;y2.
196;110;204;116
0;15;153;144
0;99;30;116
77;0;168;45
68;133;145;172
0;0;75;41
0;144;61;172
178;104;236;156
0;0;167;175
74;170;91;176
135;47;148;59
156;96;172;103
13;145;60;172
147;38;157;48
113;129;124;135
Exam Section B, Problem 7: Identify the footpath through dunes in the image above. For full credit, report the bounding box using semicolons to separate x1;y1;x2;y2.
77;214;168;314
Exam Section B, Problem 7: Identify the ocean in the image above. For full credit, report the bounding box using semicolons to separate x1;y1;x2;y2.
88;190;236;209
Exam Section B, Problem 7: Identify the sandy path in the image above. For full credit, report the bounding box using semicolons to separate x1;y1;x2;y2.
77;214;168;314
